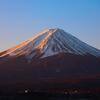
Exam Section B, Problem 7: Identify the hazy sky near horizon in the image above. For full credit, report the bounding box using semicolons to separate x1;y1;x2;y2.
0;0;100;51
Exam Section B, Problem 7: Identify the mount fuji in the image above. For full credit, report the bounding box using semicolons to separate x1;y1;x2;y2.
0;28;100;60
0;28;100;91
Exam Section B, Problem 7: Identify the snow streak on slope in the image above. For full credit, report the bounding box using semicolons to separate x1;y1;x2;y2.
0;28;100;61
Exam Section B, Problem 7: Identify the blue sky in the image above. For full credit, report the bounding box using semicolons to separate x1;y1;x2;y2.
0;0;100;51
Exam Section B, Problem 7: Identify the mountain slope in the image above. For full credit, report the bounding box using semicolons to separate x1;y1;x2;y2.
0;53;100;90
0;28;100;62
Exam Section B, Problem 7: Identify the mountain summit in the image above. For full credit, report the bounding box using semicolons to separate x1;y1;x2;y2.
0;28;100;61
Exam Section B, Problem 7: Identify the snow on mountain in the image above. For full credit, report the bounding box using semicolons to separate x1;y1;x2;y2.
0;28;100;61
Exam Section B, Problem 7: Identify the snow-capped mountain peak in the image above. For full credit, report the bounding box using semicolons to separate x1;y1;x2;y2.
0;28;100;61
